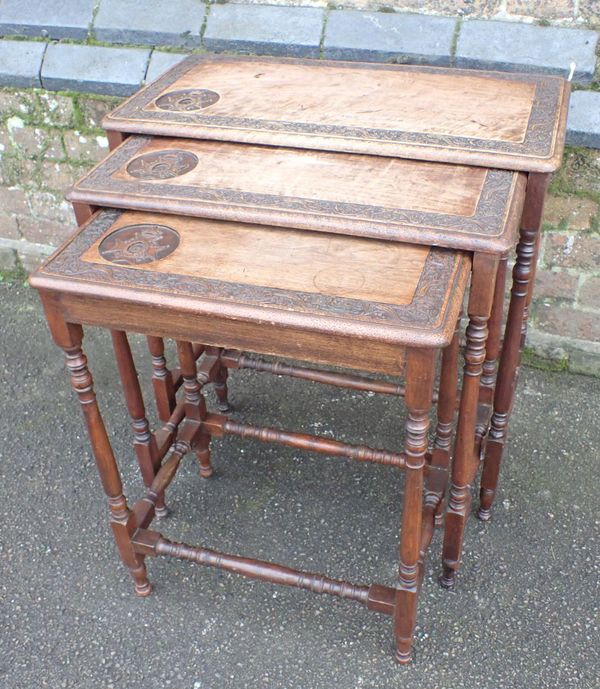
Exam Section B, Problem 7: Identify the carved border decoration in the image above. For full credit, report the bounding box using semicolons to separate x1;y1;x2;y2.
106;55;565;160
40;209;465;333
74;136;515;239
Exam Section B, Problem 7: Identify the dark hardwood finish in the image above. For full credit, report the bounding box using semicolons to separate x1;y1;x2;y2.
39;293;152;597
146;335;176;422
69;135;526;254
204;413;407;468
441;253;499;589
30;209;471;374
478;173;550;521
221;349;412;398
395;349;436;663
102;55;569;173
31;200;475;664
111;329;168;517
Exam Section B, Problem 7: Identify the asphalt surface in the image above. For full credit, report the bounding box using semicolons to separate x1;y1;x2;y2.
1;282;599;689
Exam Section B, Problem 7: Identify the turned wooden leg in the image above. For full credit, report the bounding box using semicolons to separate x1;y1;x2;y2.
214;364;231;412
112;330;168;517
147;336;176;423
478;227;538;521
441;255;498;589
177;340;214;477
394;349;435;664
478;173;548;521
479;257;508;409
39;295;152;597
206;346;231;412
429;317;460;527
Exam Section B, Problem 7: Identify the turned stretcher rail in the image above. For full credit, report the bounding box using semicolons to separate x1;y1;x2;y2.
132;528;396;615
222;350;444;403
203;413;407;468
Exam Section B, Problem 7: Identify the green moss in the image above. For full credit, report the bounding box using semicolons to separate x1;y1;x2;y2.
320;8;331;59
88;0;101;42
549;147;600;204
450;18;461;59
522;346;569;373
0;257;27;285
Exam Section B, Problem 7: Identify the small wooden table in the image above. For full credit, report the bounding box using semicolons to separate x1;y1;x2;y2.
97;55;569;585
70;131;525;589
31;208;470;662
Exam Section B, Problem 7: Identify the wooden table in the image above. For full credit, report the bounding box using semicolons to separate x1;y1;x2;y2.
31;208;470;662
96;55;569;587
70;130;525;590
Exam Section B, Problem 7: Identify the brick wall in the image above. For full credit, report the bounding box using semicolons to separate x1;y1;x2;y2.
1;86;599;374
0;89;116;270
243;0;600;25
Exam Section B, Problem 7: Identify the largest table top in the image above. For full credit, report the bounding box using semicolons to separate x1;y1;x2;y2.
103;55;570;173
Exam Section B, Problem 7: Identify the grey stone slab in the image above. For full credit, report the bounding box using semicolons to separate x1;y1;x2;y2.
204;4;324;58
41;44;151;97
145;51;188;83
0;0;94;40
0;40;45;88
456;19;598;84
566;90;600;149
324;10;455;65
94;0;203;47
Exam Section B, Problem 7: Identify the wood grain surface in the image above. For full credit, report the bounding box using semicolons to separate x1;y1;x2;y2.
82;211;430;306
30;209;471;359
69;136;526;254
102;55;569;172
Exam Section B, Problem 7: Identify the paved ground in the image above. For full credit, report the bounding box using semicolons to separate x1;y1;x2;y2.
1;282;599;689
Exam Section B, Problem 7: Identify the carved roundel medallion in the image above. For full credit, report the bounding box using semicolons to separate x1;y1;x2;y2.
99;224;180;266
154;88;220;112
126;150;198;180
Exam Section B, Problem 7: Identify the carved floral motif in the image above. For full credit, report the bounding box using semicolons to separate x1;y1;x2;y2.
126;150;199;180
155;89;220;112
98;224;180;265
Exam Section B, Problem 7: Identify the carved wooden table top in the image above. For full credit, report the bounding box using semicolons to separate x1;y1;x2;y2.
30;209;470;374
69;136;525;254
102;55;570;173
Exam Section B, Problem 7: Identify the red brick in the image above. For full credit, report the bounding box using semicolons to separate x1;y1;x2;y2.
17;248;48;272
532;269;578;301
543;195;598;231
578;277;600;309
28;192;74;225
40;161;82;193
38;93;75;128
0;186;28;215
0;245;17;271
18;216;72;245
543;233;600;271
0;213;21;240
64;131;109;162
506;0;574;18
536;304;600;341
0;91;36;119
11;126;64;159
79;97;121;129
